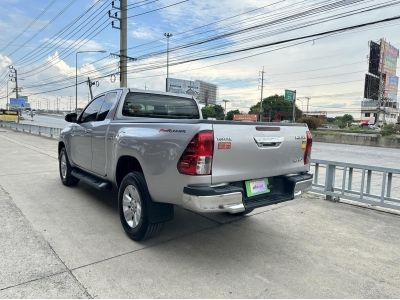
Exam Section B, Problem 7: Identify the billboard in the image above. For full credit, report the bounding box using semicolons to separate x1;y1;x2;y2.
9;97;28;108
384;74;398;100
364;74;380;100
368;41;380;76
167;78;200;96
380;40;399;75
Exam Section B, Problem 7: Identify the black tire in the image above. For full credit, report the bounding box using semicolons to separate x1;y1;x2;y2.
59;148;79;186
118;172;164;241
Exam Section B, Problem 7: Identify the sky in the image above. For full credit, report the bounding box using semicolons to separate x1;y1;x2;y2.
0;0;399;117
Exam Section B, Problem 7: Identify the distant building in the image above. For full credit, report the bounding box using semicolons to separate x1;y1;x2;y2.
167;78;218;105
362;39;399;125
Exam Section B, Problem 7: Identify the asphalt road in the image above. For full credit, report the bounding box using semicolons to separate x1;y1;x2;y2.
312;142;400;169
0;128;399;298
20;113;68;128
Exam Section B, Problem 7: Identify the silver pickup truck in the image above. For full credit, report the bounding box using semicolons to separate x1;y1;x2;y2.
59;88;313;240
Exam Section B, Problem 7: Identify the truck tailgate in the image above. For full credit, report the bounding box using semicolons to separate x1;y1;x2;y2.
211;123;309;184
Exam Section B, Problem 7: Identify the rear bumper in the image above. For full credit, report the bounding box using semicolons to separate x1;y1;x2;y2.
182;173;313;214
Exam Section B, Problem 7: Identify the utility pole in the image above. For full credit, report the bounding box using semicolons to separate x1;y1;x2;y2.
110;0;127;87
8;66;19;98
164;32;173;92
222;99;229;119
120;0;127;87
6;79;9;109
292;90;297;122
87;77;94;102
258;67;265;122
376;38;386;126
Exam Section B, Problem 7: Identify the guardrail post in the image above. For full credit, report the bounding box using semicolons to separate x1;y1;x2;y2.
314;163;319;184
387;173;392;198
38;126;41;136
381;172;387;204
341;166;347;195
366;170;372;195
360;169;366;200
50;127;53;138
348;167;353;191
325;164;336;201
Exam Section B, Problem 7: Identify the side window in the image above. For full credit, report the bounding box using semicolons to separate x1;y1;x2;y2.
97;92;118;121
79;96;105;123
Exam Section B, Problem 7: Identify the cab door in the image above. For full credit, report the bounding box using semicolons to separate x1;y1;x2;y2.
91;91;119;176
69;95;105;171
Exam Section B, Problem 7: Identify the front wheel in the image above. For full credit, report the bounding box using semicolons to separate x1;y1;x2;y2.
118;172;164;241
59;148;79;186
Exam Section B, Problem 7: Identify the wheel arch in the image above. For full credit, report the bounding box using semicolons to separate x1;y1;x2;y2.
115;155;144;188
58;141;65;154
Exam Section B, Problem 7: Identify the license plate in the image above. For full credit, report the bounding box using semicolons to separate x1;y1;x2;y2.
245;178;270;197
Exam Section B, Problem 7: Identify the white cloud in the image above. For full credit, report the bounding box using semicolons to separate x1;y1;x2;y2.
43;37;104;52
131;27;157;40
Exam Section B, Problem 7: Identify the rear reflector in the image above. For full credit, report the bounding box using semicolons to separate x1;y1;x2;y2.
178;130;214;175
304;130;312;165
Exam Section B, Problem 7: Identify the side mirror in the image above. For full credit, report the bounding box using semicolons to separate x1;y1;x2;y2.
65;112;77;123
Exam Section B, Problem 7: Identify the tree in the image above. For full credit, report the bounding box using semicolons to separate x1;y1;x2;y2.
201;104;225;120
335;114;354;128
248;94;302;121
298;116;322;130
226;109;240;120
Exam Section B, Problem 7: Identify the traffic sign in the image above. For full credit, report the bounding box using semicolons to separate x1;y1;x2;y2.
284;89;296;102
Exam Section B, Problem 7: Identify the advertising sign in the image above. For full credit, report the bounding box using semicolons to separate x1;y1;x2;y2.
284;89;296;102
9;97;28;108
368;41;381;76
167;78;200;96
233;114;257;122
384;74;398;100
380;40;399;75
364;74;380;100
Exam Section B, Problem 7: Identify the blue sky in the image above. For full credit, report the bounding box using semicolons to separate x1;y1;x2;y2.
0;0;399;116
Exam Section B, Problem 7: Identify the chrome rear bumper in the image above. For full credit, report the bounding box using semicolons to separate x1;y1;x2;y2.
182;173;313;214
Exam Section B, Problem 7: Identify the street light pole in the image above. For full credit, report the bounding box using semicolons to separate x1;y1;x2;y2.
164;32;173;92
222;99;230;119
75;50;106;113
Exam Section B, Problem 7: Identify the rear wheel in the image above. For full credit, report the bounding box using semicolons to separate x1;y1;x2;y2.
118;172;164;241
59;148;79;186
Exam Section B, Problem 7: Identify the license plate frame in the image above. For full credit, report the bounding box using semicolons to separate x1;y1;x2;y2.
245;178;270;197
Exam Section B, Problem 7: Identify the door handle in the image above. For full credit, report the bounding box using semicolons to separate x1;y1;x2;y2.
85;129;93;133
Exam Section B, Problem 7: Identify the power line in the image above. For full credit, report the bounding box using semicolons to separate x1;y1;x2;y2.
0;0;57;53
6;0;78;59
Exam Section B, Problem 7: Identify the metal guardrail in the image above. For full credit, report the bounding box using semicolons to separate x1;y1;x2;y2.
0;121;62;139
311;159;400;211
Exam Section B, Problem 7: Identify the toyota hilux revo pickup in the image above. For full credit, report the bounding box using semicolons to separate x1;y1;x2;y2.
59;88;313;240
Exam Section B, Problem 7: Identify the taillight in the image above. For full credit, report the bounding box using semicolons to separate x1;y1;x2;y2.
304;130;312;165
178;130;214;175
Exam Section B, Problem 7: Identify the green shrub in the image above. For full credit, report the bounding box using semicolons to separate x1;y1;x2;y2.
298;116;323;130
381;124;400;136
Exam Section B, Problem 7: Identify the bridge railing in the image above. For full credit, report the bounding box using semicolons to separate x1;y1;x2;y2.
311;159;400;211
0;121;62;139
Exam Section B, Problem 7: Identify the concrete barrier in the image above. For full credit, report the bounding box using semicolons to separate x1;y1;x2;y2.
312;130;400;148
